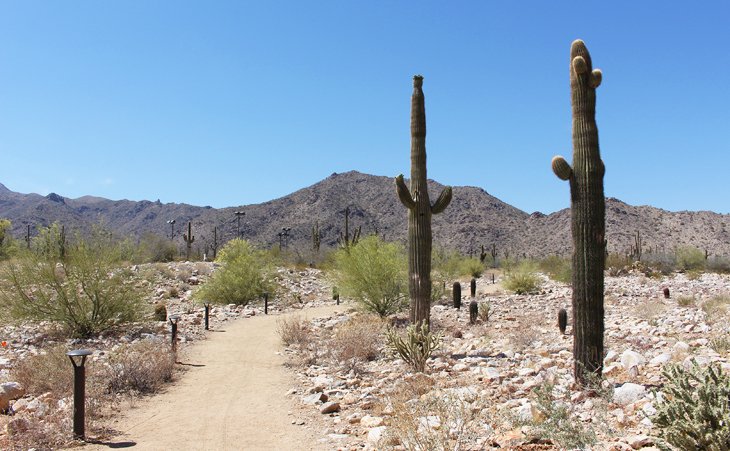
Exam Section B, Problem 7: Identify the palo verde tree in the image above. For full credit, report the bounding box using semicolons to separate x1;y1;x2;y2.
395;75;452;327
551;39;606;384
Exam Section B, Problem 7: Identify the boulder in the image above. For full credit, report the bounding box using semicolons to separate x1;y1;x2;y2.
613;383;646;406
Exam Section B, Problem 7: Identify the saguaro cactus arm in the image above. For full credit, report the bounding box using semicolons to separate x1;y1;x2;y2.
431;186;452;214
552;155;573;180
395;174;416;209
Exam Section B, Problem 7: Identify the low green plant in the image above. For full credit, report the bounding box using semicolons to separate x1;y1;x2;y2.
503;261;542;294
478;301;491;322
384;322;442;373
676;246;706;271
0;229;146;338
194;239;275;306
677;295;696;307
652;361;730;450
538;255;572;284
522;381;597;449
135;232;177;263
332;235;407;317
460;258;484;278
709;335;730;355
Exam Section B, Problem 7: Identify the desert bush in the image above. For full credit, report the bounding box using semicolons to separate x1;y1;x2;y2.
276;315;311;347
676;295;696;307
478;301;491;322
194;239;275;306
605;253;630;274
103;340;175;394
11;344;73;397
706;256;730;274
382;382;491;450
385;323;442;373
652;361;730;450
675;246;705;271
502;261;542;294
519;381;597;449
0;232;146;338
460;258;484;278
0;218;19;260
709;335;730;355
332;235;407;317
702;294;730;324
539;255;572;284
136;232;177;263
7;345;113;450
153;303;167;321
330;314;385;372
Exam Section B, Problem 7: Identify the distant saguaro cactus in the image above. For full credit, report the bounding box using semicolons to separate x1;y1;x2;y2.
453;282;461;310
395;75;452;327
312;221;321;253
183;221;195;261
551;39;606;384
212;226;218;259
558;308;568;335
338;207;361;250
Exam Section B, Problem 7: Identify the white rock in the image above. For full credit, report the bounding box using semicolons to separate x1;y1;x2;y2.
367;426;387;444
673;341;690;354
360;415;384;428
613;383;646;406
620;350;645;372
604;350;619;364
649;353;671;365
0;382;25;411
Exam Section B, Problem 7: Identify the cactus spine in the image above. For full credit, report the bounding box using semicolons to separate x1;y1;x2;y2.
183;221;195;261
551;40;606;384
453;282;461;310
395;75;452;327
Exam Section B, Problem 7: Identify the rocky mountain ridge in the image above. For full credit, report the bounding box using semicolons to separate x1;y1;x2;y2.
0;172;728;258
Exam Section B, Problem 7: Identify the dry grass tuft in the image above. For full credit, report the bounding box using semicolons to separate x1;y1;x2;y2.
329;314;385;372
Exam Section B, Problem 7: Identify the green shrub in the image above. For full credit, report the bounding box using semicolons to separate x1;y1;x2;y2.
0;218;19;260
194;239;274;306
459;258;484;278
676;246;706;271
538;255;572;284
136;232;177;263
503;261;542;294
521;381;597;448
0;231;146;338
385;323;442;373
652;361;730;450
332;235;407;317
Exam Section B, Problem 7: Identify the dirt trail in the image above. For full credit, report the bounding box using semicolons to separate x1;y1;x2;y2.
84;304;344;451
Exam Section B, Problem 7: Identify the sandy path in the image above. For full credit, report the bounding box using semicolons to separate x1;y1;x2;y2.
84;304;344;451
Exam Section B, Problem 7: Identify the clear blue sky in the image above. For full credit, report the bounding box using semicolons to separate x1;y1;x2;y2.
1;1;728;214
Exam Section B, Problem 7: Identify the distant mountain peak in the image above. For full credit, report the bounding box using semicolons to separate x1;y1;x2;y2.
45;193;66;204
0;182;10;192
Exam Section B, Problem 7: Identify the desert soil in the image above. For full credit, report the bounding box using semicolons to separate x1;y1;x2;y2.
82;304;344;451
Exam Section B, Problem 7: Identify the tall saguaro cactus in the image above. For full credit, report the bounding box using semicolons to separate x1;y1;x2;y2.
552;40;606;384
183;221;195;261
396;75;452;327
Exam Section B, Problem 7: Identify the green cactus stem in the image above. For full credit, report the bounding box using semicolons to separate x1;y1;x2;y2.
453;282;461;309
183;221;195;261
551;40;606;384
469;300;478;325
558;308;568;335
395;75;452;327
470;278;477;298
338;207;361;250
312;221;321;253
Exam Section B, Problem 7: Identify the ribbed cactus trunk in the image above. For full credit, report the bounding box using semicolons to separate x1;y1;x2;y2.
552;40;606;384
396;75;452;328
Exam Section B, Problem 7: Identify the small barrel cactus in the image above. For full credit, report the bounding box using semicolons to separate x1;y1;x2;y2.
470;278;477;298
453;282;461;309
663;287;670;299
469;300;478;325
558;308;568;335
